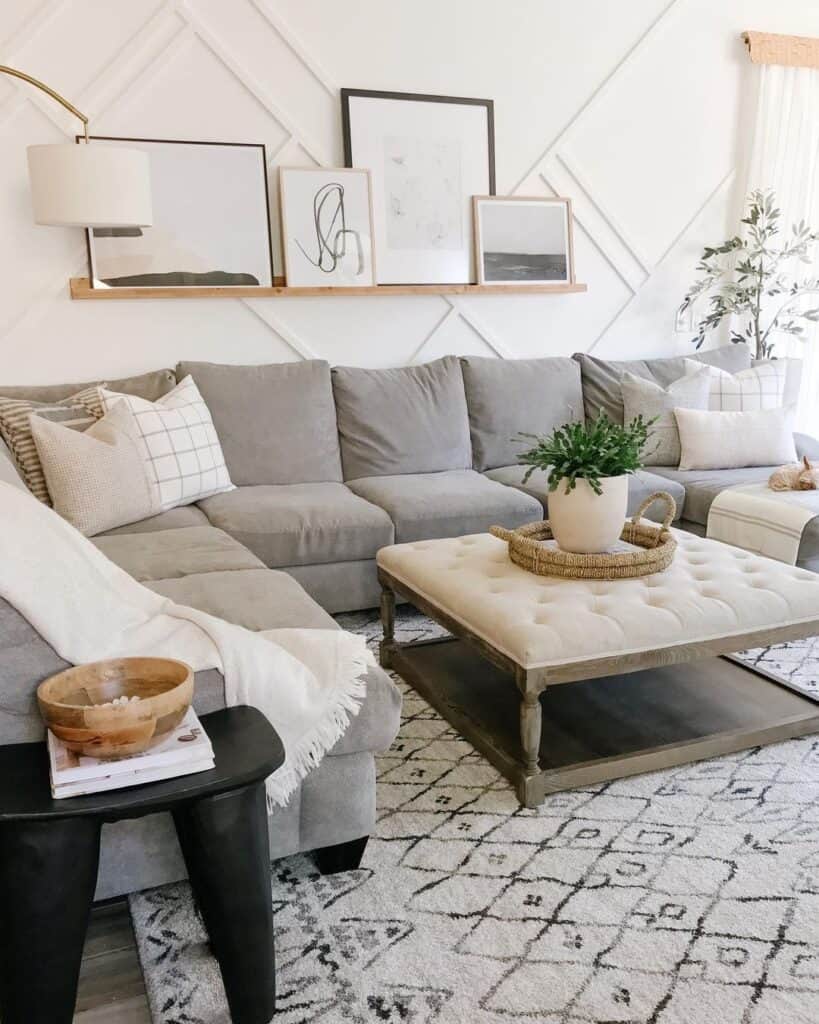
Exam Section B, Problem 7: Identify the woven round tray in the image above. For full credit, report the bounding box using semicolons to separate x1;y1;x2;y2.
490;491;678;581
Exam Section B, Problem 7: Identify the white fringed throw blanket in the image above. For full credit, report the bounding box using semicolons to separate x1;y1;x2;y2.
0;482;374;806
707;482;819;564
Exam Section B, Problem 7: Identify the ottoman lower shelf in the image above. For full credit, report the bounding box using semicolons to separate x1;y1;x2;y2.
387;637;819;807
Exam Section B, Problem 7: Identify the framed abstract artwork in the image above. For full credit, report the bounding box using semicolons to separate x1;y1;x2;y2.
341;89;495;285
279;167;376;287
84;137;274;289
473;196;574;286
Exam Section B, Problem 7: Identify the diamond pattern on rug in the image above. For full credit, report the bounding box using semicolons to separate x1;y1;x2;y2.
129;608;819;1023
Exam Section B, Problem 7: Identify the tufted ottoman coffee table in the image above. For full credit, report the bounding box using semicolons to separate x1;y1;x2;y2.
377;530;819;807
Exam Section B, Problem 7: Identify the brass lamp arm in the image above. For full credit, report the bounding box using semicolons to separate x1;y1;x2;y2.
0;64;89;140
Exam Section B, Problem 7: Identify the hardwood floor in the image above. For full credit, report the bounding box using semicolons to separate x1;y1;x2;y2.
75;901;151;1023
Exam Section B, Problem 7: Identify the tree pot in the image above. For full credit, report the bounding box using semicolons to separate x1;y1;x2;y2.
548;475;629;553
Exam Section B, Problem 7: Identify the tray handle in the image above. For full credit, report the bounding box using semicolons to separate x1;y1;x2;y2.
631;490;677;538
489;525;513;541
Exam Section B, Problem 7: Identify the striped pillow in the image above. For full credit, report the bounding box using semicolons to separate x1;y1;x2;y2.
0;386;104;503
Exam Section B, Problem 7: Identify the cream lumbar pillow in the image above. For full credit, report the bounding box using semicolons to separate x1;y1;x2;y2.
621;366;710;466
30;399;162;536
675;406;797;472
684;358;787;412
99;375;234;510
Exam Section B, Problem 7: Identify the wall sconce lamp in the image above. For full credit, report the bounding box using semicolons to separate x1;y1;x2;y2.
1;64;152;228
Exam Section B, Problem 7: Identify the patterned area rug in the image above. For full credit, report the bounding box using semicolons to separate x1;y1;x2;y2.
130;609;819;1024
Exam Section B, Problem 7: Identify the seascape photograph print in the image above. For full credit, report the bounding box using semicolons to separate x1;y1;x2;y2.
474;197;573;285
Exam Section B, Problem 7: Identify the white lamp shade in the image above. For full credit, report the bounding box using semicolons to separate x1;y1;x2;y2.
26;143;152;227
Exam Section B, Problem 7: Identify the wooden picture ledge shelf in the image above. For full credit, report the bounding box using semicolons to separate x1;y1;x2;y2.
69;277;588;300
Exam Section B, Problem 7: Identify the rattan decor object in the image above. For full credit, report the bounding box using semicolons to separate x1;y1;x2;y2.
490;491;677;581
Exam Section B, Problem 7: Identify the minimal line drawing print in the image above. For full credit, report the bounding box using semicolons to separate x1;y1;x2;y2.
295;182;364;276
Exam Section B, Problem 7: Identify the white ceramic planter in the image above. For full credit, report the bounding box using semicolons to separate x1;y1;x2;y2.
548;474;629;553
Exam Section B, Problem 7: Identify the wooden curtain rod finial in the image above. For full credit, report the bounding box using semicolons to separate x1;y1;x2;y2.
742;30;819;69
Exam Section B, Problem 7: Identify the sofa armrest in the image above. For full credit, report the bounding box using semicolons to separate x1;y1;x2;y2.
794;432;819;461
329;664;402;757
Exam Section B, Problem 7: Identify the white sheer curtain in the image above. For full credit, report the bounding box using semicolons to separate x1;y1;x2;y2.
746;63;819;435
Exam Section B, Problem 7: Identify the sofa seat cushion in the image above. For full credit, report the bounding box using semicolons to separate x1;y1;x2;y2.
92;525;264;582
147;569;400;755
649;466;774;526
95;505;209;537
147;568;337;631
347;470;542;543
198;483;394;568
484;465;687;523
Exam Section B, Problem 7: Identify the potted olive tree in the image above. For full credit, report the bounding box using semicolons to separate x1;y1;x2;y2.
516;415;652;553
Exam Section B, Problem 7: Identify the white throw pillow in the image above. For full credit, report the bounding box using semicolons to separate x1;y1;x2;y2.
30;400;162;536
621;367;710;466
685;358;787;411
675;407;797;471
99;376;234;510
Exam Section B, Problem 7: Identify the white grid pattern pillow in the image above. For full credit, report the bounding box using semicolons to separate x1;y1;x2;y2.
100;376;234;510
685;359;787;411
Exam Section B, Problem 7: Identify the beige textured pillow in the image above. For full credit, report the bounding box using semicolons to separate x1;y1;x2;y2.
30;400;161;536
621;367;710;466
675;407;797;471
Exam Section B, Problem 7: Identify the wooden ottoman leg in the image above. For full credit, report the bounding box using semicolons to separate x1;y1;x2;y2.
0;817;101;1024
379;582;396;669
520;689;543;776
173;782;275;1024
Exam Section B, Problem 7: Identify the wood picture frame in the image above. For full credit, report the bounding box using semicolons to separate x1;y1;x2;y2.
81;136;274;290
279;166;377;287
473;196;575;287
341;88;495;285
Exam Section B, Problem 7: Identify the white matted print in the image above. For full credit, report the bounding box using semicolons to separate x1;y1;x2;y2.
85;137;273;289
280;167;376;287
473;196;574;286
342;90;494;284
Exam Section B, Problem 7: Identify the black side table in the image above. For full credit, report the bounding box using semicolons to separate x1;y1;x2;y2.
0;705;284;1024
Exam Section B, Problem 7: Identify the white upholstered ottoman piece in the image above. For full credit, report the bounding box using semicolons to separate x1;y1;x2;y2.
377;530;819;806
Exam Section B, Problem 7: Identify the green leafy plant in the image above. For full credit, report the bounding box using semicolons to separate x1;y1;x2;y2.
516;415;653;496
681;189;819;360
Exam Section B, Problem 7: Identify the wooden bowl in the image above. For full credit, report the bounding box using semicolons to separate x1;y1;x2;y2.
37;657;194;760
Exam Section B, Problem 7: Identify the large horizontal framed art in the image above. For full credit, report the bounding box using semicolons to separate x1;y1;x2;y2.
279;167;376;287
84;137;274;290
341;88;495;285
473;196;574;286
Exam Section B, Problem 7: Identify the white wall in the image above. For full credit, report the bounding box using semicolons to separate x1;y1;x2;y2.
1;0;818;384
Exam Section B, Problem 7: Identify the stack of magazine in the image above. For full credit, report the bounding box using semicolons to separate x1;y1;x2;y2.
47;707;214;799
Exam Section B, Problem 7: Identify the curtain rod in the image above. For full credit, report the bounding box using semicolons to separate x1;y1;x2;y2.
743;30;819;70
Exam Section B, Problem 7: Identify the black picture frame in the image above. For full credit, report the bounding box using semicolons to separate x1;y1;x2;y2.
341;88;496;193
340;89;495;284
79;136;275;290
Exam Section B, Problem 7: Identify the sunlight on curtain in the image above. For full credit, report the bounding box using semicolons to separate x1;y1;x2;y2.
747;63;819;434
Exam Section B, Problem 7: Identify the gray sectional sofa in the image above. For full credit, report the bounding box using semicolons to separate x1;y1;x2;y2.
0;342;816;902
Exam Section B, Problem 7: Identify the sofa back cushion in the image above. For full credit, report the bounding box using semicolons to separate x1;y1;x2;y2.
0;368;176;404
332;356;472;479
176;360;343;485
573;344;752;424
461;356;584;471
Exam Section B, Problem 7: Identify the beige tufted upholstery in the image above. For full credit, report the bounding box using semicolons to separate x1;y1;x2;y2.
377;530;819;670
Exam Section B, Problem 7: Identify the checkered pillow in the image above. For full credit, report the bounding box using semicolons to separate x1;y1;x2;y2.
685;359;787;411
99;376;234;510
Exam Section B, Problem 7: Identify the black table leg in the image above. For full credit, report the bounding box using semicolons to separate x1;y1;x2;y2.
314;835;369;874
173;782;275;1024
0;816;100;1024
